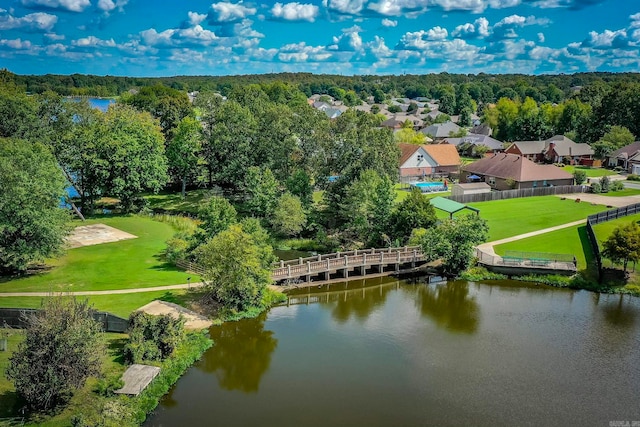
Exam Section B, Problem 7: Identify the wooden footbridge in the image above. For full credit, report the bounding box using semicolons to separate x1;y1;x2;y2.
272;246;426;284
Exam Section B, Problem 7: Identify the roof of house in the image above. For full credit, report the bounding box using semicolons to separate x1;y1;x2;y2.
423;144;461;166
443;134;504;151
421;121;462;138
509;140;546;155
470;124;492;136
399;143;421;166
462;153;573;182
608;141;640;159
398;143;460;167
544;135;594;157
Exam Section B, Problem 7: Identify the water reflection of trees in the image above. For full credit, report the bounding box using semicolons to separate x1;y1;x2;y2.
414;281;480;334
331;282;396;323
199;312;277;393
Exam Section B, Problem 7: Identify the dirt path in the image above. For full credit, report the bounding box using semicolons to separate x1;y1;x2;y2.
558;193;640;207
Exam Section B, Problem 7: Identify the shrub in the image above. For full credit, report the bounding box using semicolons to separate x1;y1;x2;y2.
459;267;506;281
600;175;611;193
610;180;624;191
573;170;587;185
123;312;185;364
7;298;105;411
164;236;190;264
591;182;602;193
627;174;640;181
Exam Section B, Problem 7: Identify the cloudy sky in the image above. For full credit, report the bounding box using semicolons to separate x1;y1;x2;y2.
1;0;640;76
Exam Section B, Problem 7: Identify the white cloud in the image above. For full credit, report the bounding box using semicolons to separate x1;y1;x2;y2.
322;0;366;15
278;42;331;62
72;35;117;47
537;32;545;42
188;11;208;26
430;0;485;12
582;29;628;48
44;32;65;40
0;11;57;31
271;2;319;22
396;27;450;50
140;25;218;48
210;2;257;23
330;25;363;51
0;38;32;49
381;18;397;27
452;17;489;38
21;0;90;13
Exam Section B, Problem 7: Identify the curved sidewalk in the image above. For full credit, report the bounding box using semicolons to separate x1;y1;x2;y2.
476;219;587;256
0;282;205;297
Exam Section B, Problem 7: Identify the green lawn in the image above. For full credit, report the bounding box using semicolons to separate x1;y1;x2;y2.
0;216;196;294
494;225;591;269
145;189;213;213
600;188;640;197
0;289;189;319
467;196;607;241
561;165;617;177
592;213;640;243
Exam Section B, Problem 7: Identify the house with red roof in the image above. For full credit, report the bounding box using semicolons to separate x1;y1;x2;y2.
398;143;461;178
461;153;574;190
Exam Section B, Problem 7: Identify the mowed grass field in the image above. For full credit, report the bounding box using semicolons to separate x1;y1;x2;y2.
561;165;617;177
0;216;196;294
467;196;607;241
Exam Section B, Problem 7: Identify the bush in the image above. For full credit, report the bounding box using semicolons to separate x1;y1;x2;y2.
600;175;611;192
627;174;640;181
591;182;602;193
459;267;506;281
164;236;190;264
7;298;105;411
123;312;185;364
610;180;624;191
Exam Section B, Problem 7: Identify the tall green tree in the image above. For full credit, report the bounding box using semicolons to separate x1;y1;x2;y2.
0;83;38;139
7;298;104;411
197;196;238;241
195;223;274;311
417;214;488;276
0;138;70;274
122;84;192;139
390;188;437;243
269;193;306;237
101;104;169;211
167;116;202;198
242;167;280;218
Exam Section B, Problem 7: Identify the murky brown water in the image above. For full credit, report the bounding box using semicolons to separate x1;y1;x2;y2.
146;277;640;427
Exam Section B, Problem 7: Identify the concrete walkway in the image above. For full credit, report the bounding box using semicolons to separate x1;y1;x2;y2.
476;219;587;256
0;282;205;297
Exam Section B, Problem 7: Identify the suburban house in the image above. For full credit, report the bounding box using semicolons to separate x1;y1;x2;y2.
381;114;424;130
420;121;462;141
505;135;594;164
470;123;493;136
606;141;640;173
461;153;574;190
398;143;461;179
442;134;504;156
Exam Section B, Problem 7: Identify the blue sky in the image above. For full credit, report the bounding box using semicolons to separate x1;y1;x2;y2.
1;0;639;76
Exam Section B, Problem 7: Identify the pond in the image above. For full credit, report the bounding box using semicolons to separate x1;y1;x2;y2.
146;277;640;426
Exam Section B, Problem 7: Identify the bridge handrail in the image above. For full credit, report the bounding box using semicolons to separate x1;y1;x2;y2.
272;248;425;278
274;246;422;267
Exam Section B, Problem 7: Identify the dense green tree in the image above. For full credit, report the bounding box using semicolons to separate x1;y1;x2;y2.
197;196;237;240
123;311;185;364
573;170;587;185
242;167;280;218
0;83;38;139
0;138;70;274
122;84;192;139
101;104;169;211
340;170;395;246
373;87;386;103
601;222;640;272
437;87;456;115
592;125;635;159
556;99;591;138
390;188;437;242
285;169;313;209
417;214;489;276
7;298;104;411
394;128;427;145
270;193;307;237
195;223;274;311
167;116;202;198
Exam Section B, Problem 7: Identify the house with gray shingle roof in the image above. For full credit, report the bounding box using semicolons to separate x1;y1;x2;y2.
606;141;640;171
443;134;505;156
420;121;462;141
505;135;594;164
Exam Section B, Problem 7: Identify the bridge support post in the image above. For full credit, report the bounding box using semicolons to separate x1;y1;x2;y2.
280;260;284;268
299;257;303;265
412;250;417;268
305;261;311;283
342;268;348;279
287;265;291;278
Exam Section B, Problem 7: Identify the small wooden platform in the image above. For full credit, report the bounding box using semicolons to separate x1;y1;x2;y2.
114;364;161;396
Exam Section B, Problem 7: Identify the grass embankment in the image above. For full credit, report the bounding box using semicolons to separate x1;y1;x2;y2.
0;216;197;294
144;189;212;214
467;196;607;241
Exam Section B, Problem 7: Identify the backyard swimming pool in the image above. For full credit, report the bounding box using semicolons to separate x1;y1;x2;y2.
410;181;448;192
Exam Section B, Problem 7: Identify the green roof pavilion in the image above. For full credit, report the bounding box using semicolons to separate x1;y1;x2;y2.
429;196;480;219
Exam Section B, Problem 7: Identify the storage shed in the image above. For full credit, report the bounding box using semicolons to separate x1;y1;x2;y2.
451;182;492;197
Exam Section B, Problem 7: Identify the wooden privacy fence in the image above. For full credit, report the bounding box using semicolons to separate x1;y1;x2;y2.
0;308;128;333
585;203;640;282
448;185;588;204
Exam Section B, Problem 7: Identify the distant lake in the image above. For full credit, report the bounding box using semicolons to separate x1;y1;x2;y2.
69;97;115;112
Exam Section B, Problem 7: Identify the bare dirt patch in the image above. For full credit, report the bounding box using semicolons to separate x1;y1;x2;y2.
66;223;137;248
137;300;212;330
558;193;640;208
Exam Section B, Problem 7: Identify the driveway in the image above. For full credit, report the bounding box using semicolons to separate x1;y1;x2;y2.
557;193;640;207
